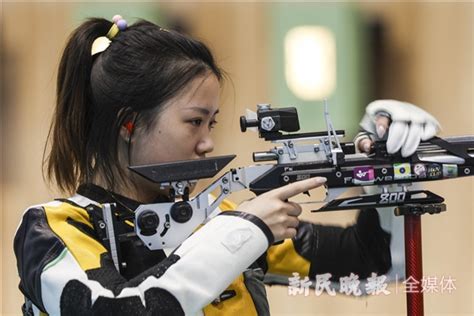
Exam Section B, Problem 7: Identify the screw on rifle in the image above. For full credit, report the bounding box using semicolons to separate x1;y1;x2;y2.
222;177;228;184
257;103;271;110
278;149;284;155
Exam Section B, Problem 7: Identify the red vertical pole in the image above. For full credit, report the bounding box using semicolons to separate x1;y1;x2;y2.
404;214;424;316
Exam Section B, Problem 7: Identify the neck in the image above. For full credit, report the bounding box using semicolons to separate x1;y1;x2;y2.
92;139;172;203
92;167;169;204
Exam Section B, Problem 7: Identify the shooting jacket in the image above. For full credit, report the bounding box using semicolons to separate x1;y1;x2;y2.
14;183;390;316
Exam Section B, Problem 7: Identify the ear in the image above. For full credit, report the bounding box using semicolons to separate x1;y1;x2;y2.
119;121;134;142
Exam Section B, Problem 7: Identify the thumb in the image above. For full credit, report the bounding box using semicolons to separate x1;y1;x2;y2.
375;115;390;139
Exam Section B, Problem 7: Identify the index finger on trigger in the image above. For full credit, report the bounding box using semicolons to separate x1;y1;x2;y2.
273;177;327;201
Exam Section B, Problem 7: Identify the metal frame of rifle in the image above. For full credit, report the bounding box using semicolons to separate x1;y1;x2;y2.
126;104;473;249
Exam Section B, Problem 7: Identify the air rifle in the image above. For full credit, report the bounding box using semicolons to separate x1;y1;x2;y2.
126;102;474;250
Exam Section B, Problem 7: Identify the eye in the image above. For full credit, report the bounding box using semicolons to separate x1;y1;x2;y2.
190;119;203;126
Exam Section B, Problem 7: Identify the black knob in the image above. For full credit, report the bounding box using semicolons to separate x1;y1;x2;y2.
240;116;247;132
240;116;258;133
170;201;193;223
137;210;160;236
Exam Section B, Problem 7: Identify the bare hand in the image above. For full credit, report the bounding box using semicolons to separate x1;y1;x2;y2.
237;177;327;241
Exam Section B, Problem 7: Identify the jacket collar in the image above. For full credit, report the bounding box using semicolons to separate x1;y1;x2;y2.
77;183;170;212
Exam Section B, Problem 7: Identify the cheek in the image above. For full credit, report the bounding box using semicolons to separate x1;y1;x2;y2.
147;127;198;161
167;128;200;153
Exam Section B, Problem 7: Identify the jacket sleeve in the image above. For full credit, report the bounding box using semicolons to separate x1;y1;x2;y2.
14;201;272;315
266;209;392;280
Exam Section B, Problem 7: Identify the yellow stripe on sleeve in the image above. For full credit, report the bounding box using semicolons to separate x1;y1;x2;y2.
44;203;107;271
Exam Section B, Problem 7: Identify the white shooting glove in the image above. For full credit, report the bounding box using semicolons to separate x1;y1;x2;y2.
359;100;441;157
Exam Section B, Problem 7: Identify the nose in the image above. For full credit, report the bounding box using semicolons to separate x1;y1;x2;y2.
196;134;214;157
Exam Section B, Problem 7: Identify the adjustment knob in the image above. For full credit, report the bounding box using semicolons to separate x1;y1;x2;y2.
170;201;193;223
137;210;159;236
240;116;258;133
240;116;247;132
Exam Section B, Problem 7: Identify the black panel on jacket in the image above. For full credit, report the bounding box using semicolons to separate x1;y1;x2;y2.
85;253;180;296
14;207;66;313
119;237;167;280
60;279;185;315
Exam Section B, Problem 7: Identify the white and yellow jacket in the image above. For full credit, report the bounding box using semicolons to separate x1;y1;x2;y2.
14;184;391;315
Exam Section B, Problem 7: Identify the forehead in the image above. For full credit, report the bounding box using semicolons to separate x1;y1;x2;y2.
171;74;220;113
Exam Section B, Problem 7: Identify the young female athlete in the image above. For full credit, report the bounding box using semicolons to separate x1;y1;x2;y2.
14;16;439;316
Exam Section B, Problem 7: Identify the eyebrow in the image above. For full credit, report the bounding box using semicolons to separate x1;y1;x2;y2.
184;107;220;116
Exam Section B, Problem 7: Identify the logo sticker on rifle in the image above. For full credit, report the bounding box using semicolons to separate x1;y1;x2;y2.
394;163;411;180
442;164;458;178
427;164;442;179
353;166;374;184
413;164;427;178
260;117;276;131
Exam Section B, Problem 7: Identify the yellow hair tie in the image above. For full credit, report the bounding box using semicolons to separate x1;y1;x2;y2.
106;23;120;39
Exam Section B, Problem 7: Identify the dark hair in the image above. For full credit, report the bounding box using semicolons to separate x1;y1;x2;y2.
44;18;223;193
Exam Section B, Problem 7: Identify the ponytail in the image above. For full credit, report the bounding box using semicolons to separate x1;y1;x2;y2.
44;18;112;193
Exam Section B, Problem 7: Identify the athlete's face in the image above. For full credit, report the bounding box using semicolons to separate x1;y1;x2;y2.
131;73;220;166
